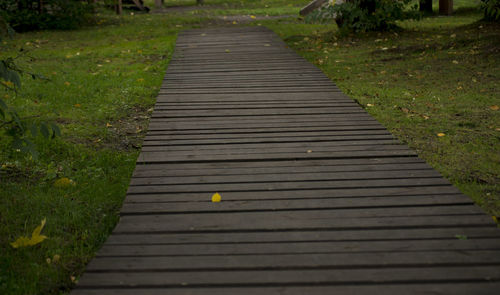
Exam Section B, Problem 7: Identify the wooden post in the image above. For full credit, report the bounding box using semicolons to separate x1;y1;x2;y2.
116;0;122;15
419;0;432;13
439;0;453;15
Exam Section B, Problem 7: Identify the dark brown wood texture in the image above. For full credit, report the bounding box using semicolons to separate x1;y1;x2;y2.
72;27;500;294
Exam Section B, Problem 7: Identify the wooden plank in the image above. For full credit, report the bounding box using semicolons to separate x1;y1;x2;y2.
136;149;415;163
95;239;500;257
114;213;492;234
133;157;426;171
150;108;365;118
139;140;401;152
121;194;472;214
143;129;392;141
132;162;432;177
124;186;464;203
77;266;500;287
85;250;500;271
140;135;397;148
105;227;500;245
129;169;441;186
145;126;389;136
71;283;500;295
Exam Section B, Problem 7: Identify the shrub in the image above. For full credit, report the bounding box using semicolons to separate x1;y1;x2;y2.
481;0;500;21
306;0;421;32
0;0;93;31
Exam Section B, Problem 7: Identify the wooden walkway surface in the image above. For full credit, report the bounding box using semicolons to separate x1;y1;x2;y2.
73;27;500;294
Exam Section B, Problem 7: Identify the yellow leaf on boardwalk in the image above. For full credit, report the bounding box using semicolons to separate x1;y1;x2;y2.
11;218;48;248
211;192;221;203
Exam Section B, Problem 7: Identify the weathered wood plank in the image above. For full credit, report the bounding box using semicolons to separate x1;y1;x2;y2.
105;227;500;245
132;162;432;177
129;169;441;186
114;213;491;234
121;194;472;214
77;266;500;288
85;250;500;271
136;149;415;164
71;283;500;295
95;239;500;257
124;186;463;203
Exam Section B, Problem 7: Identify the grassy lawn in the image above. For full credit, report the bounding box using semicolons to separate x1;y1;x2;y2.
0;9;208;294
1;0;498;294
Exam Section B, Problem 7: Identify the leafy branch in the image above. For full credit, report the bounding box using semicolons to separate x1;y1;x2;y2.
1;18;60;159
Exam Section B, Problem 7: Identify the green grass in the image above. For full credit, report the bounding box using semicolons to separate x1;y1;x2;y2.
0;11;208;294
1;0;499;294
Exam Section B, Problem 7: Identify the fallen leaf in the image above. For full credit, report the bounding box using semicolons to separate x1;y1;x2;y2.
250;15;256;19
225;49;230;53
232;21;237;24
106;123;112;128
54;178;75;188
64;82;70;86
137;78;144;82
11;218;48;248
366;104;374;107
74;104;81;108
52;254;61;263
211;192;221;203
307;150;313;153
490;105;499;111
454;234;467;240
452;60;459;64
437;133;446;137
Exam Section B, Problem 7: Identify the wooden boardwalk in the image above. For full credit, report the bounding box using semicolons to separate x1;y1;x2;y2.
73;27;500;294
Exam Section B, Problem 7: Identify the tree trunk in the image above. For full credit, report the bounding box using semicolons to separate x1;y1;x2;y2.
419;0;433;13
116;0;122;15
439;0;453;15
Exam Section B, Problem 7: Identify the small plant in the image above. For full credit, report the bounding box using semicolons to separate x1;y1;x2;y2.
1;20;60;158
480;0;500;21
307;0;421;32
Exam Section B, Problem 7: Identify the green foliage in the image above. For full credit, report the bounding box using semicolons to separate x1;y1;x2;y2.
307;0;421;32
0;23;59;159
481;0;500;20
0;0;93;31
